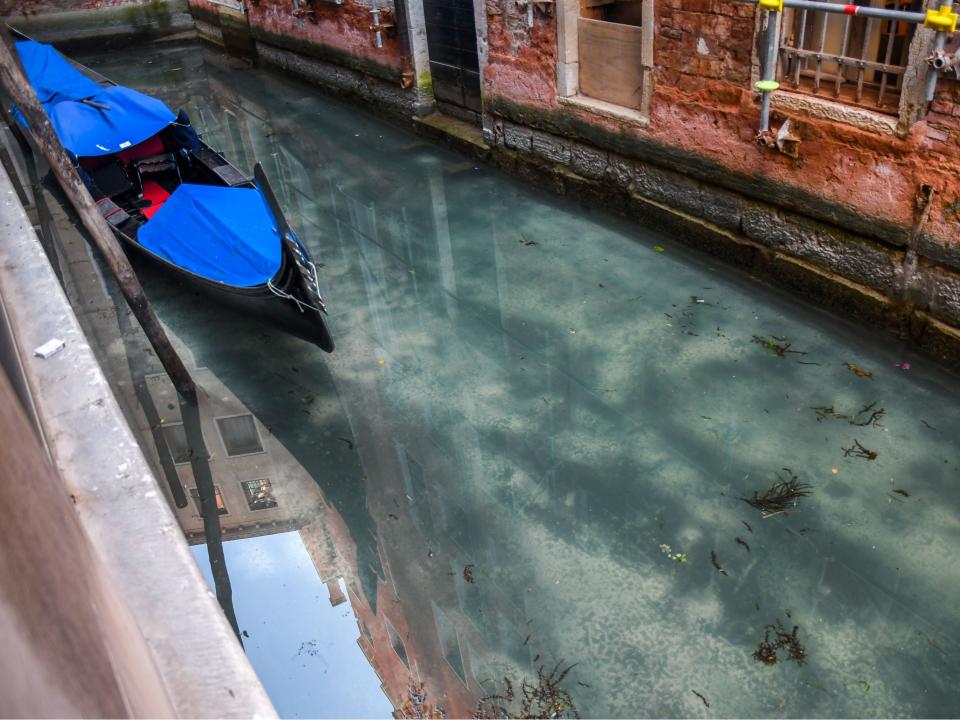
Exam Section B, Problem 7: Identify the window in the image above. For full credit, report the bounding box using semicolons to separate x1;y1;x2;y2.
385;617;410;668
578;2;646;109
161;422;191;465
779;0;922;113
189;486;228;516
556;0;654;118
216;414;264;457
240;478;278;511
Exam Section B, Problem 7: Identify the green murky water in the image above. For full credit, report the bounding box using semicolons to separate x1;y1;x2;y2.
82;41;960;718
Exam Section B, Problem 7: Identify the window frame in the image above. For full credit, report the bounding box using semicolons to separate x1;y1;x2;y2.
214;413;266;458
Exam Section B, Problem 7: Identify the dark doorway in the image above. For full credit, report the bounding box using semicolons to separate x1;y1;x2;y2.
422;0;483;122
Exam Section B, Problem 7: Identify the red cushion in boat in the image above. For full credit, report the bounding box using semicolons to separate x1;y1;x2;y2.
117;135;166;163
141;180;171;220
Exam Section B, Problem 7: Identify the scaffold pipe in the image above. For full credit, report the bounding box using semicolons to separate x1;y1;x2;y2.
732;0;926;22
758;9;780;134
926;0;955;100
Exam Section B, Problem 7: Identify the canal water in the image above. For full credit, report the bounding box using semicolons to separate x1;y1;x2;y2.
79;42;960;718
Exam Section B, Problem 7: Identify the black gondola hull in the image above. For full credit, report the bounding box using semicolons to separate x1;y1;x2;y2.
121;232;335;352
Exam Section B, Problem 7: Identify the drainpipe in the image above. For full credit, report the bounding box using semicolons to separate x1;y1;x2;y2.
371;0;384;49
924;0;958;101
756;0;782;136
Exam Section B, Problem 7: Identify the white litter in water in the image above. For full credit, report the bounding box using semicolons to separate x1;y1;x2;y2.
34;338;65;358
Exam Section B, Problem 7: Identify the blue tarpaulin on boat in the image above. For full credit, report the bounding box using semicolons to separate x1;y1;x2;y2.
138;184;282;287
15;40;176;157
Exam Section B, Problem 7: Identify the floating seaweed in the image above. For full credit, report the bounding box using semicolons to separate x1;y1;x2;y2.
844;362;873;379
811;402;885;428
892;488;910;497
921;419;938;431
735;537;751;552
400;682;447;719
691;690;710;708
659;543;688;563
842;439;877;460
741;520;753;533
741;470;812;518
751;335;807;358
474;662;580;719
464;564;477;584
710;551;729;576
753;619;806;667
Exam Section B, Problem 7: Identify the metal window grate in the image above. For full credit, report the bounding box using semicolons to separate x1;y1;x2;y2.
778;0;920;113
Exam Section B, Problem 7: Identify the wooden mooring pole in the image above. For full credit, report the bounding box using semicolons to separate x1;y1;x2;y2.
0;27;243;644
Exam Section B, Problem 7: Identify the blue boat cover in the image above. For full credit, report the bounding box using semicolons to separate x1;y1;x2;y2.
138;184;282;287
15;40;176;157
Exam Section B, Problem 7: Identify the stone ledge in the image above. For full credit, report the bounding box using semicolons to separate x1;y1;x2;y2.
414;112;491;162
255;42;427;122
488;139;960;368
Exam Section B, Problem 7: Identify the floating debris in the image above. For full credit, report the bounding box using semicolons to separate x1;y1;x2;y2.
388;513;399;520
337;436;354;449
753;619;806;666
892;488;910;497
921;419;938;431
741;520;753;533
401;682;447;719
659;543;689;563
844;362;873;379
653;245;665;253
811;401;885;428
895;361;911;370
751;335;807;358
691;690;710;708
735;537;751;552
464;564;477;584
842;439;878;461
691;296;706;304
710;551;729;575
741;470;812;518
519;234;538;247
474;662;580;719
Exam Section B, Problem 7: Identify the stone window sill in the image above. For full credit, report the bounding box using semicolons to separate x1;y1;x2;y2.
769;90;899;135
558;94;651;128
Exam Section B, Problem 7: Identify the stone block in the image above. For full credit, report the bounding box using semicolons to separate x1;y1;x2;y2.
503;123;533;151
531;131;572;164
919;264;960;326
742;204;898;293
569;142;608;180
632;163;704;217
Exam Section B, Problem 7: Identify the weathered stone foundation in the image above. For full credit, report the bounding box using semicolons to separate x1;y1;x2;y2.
486;115;960;368
255;42;429;121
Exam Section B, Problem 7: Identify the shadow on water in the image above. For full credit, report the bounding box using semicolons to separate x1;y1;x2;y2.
74;40;960;718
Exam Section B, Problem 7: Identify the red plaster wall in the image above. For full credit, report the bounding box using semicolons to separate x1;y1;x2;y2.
0;0;148;17
241;0;404;73
483;0;960;244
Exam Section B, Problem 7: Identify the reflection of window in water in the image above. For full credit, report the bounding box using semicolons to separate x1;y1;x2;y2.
431;600;467;684
216;414;264;457
190;486;228;516
161;422;191;465
241;478;277;511
384;616;409;668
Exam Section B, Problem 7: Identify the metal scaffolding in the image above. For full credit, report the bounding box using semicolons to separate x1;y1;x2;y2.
731;0;958;135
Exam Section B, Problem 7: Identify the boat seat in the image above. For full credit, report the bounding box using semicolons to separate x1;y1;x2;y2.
141;180;171;221
89;158;135;199
117;135;166;163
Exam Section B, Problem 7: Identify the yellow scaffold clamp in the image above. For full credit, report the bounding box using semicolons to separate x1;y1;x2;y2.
925;4;958;32
758;0;783;11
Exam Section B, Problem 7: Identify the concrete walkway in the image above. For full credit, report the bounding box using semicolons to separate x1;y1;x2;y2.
0;159;277;716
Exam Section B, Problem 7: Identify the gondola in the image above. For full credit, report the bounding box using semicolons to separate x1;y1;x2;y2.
12;38;334;352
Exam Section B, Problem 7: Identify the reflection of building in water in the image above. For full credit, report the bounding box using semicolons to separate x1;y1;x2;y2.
146;57;519;717
145;368;326;542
